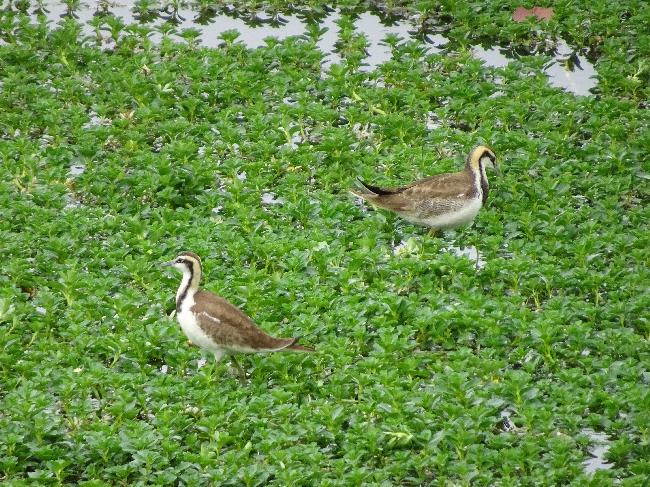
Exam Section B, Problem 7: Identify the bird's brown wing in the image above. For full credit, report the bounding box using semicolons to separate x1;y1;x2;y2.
191;291;294;351
399;170;471;192
354;171;474;213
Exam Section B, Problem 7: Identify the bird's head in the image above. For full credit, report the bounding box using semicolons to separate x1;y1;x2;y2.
162;251;202;275
468;145;499;174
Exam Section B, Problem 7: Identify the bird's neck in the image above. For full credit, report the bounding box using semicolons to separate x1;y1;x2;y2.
468;160;489;204
176;267;200;312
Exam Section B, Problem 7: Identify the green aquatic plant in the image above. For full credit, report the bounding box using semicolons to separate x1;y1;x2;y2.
0;0;649;485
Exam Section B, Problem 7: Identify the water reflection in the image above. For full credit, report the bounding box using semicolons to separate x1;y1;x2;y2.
581;429;613;474
192;13;306;49
447;245;486;270
543;40;597;95
473;41;597;96
68;164;86;176
353;12;413;71
21;1;598;95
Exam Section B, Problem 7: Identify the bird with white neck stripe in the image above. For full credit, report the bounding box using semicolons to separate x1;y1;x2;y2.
163;252;313;378
350;145;499;236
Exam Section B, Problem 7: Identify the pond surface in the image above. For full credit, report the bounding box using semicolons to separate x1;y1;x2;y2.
447;245;486;270
472;42;597;96
581;429;614;474
21;1;597;96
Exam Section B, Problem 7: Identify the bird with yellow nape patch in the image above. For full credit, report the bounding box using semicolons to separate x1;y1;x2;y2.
163;252;314;380
350;145;499;236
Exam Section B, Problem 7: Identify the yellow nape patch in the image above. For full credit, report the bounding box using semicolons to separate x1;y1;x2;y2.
178;251;201;263
468;145;495;170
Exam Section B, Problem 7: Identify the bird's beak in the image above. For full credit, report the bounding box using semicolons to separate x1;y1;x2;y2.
161;261;174;267
495;165;502;176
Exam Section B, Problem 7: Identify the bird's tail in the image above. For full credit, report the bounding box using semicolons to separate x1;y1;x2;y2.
350;177;380;200
350;177;398;198
285;338;315;353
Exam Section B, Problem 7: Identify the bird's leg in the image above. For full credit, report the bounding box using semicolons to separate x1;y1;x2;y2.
213;349;226;362
428;228;440;237
229;355;248;383
210;349;226;377
212;350;246;382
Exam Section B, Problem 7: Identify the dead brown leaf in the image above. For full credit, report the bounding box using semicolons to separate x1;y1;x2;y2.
512;6;554;22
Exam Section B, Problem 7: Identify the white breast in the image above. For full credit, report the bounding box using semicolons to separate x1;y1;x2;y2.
176;294;218;351
411;197;483;229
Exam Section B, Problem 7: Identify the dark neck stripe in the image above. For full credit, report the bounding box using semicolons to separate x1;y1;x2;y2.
478;160;489;204
176;263;194;312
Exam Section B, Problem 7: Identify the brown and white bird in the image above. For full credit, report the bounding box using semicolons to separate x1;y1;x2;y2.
350;145;498;235
163;252;313;376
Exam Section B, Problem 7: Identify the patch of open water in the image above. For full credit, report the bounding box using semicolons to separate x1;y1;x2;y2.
19;1;597;95
581;428;614;474
447;245;486;270
68;164;86;176
473;41;597;96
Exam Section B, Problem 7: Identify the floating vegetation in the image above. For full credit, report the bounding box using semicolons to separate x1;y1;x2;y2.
1;0;648;484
